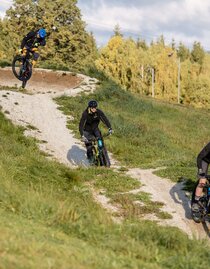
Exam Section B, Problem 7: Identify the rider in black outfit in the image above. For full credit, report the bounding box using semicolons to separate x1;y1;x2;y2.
79;100;112;162
19;28;46;67
192;141;210;212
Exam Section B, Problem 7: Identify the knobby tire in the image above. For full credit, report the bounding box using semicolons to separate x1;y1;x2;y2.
12;55;32;82
101;147;111;167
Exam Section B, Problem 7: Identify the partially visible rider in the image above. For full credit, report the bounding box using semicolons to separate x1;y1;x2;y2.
79;100;113;163
191;141;210;212
19;28;46;67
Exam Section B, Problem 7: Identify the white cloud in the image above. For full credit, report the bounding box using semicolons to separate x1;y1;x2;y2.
0;0;12;9
78;0;210;50
0;11;5;18
1;0;210;49
0;0;13;18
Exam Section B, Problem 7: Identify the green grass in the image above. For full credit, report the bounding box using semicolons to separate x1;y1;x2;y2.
0;60;11;67
0;85;18;91
0;84;30;94
110;192;171;220
55;69;210;189
1;105;210;268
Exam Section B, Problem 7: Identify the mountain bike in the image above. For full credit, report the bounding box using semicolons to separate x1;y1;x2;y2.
12;48;34;88
191;176;210;223
89;133;111;167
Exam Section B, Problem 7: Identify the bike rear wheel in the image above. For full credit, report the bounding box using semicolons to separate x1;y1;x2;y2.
12;55;32;82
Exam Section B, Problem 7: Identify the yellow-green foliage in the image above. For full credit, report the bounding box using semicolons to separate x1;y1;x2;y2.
149;42;177;101
96;35;210;108
96;36;146;92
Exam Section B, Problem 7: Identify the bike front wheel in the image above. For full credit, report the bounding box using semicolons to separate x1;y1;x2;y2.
12;55;32;82
99;147;111;167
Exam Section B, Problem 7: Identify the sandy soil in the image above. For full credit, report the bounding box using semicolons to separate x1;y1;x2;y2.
0;67;209;240
0;67;82;94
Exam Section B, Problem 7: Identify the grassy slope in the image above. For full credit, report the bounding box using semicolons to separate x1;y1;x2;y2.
55;69;210;189
0;98;210;268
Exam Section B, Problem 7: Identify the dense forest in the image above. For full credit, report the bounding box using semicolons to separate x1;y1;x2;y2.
0;0;210;107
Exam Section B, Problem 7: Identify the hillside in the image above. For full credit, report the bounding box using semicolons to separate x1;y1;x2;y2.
0;69;210;268
56;69;210;182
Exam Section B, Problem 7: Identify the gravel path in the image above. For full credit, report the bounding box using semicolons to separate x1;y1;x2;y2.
0;72;97;167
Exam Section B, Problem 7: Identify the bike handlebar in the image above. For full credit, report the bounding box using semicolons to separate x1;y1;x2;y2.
88;132;111;142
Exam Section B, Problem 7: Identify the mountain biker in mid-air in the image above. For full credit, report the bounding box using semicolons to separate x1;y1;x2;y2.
79;100;113;164
19;28;46;67
191;141;210;213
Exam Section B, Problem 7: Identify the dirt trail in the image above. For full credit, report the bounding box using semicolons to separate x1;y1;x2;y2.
127;168;210;239
0;68;98;167
0;68;209;240
0;67;83;94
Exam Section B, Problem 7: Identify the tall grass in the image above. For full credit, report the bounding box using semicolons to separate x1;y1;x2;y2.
1;104;210;268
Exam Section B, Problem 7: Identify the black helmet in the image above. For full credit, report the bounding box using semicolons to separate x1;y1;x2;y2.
88;100;98;108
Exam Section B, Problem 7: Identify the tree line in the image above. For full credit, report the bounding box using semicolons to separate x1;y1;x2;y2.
96;27;209;107
0;1;209;108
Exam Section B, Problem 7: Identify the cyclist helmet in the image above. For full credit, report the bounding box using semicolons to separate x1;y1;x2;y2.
88;100;98;108
38;28;46;38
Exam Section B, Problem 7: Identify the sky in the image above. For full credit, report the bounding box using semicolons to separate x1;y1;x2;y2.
1;0;210;50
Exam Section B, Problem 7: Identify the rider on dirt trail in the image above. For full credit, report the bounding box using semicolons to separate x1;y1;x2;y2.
79;100;113;164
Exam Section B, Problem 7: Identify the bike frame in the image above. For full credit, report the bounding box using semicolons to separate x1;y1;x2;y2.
91;139;102;165
201;179;210;213
89;133;110;166
22;49;33;68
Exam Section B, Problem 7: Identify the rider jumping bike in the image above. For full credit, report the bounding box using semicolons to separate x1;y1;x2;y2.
19;28;46;67
12;28;46;88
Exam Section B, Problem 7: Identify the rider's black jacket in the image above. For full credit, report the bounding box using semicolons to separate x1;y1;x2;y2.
21;30;46;49
197;141;210;169
79;108;111;136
